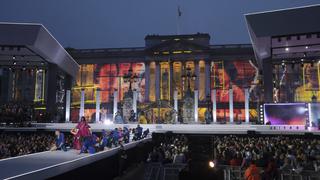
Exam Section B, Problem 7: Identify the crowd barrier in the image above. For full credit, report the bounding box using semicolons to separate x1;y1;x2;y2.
219;165;320;180
144;163;187;180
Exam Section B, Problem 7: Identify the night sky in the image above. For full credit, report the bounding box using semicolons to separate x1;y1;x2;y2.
0;0;319;49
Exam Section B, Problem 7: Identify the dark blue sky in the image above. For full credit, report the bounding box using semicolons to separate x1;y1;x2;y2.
0;0;319;49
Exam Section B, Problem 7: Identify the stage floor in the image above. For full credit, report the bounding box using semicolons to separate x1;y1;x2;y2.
1;123;318;135
0;138;151;180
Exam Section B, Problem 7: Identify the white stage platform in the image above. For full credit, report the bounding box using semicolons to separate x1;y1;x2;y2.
0;137;151;180
1;123;319;135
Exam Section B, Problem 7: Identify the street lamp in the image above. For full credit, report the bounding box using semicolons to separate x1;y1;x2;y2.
123;67;139;91
206;94;212;109
182;66;197;91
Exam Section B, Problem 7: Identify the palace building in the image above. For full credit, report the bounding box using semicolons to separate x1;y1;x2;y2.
67;33;260;123
1;4;320;125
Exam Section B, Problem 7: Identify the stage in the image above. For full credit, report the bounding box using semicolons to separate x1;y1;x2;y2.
0;137;151;180
1;123;319;135
0;123;319;179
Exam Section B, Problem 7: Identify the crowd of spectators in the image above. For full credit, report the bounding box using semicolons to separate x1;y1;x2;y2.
0;102;35;126
215;135;320;178
0;132;56;159
147;134;189;164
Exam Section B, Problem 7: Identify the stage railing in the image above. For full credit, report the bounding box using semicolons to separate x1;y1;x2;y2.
144;162;187;180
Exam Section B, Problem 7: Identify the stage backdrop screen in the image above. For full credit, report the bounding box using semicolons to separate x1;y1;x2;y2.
309;103;320;128
264;103;307;125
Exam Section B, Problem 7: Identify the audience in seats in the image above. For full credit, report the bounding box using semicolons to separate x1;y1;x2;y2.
147;134;189;164
215;135;320;178
0;132;72;160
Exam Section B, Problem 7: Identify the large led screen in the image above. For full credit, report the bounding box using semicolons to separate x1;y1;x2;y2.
309;103;320;128
264;103;307;125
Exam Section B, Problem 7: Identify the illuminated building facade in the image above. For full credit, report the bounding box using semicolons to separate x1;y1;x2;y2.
68;33;261;123
1;6;319;124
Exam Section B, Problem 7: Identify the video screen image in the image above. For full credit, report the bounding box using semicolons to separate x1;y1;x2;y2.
264;103;307;125
309;103;320;127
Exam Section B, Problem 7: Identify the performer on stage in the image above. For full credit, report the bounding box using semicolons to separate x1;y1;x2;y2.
72;116;92;154
133;124;143;141
50;130;67;151
114;111;124;124
70;128;81;150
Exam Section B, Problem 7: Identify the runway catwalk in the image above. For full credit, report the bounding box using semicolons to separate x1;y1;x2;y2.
0;138;151;180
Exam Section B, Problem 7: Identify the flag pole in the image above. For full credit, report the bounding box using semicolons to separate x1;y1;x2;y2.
177;4;181;35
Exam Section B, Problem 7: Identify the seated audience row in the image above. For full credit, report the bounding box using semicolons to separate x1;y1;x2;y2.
147;134;189;164
215;135;320;178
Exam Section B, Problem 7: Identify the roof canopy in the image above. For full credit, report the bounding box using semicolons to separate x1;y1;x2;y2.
0;22;79;77
245;4;320;68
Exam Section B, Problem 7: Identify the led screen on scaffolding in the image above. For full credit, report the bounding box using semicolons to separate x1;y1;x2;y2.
264;103;307;125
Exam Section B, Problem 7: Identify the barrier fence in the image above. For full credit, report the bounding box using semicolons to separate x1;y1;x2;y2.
144;163;187;180
219;165;320;180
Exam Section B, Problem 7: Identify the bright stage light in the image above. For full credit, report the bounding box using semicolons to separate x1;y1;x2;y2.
209;161;215;168
103;119;113;125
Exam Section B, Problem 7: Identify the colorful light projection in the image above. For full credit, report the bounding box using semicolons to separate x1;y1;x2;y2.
160;62;170;100
273;62;320;103
264;103;307;125
149;62;156;102
199;60;206;101
96;64;118;103
211;60;258;102
172;62;183;99
71;63;146;122
295;63;320;102
211;60;258;122
309;103;320;128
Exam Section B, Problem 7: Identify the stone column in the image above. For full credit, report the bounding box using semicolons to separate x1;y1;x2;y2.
174;90;178;123
64;74;72;123
229;87;234;123
95;89;101;123
245;88;250;123
194;90;199;123
195;61;200;90
133;90;138;114
205;61;211;97
169;61;174;101
65;90;71;122
155;62;160;101
79;88;85;119
145;62;150;102
212;89;217;123
113;90;118;120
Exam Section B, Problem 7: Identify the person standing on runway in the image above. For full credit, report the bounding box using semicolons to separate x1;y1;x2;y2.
72;116;92;154
70;127;81;150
